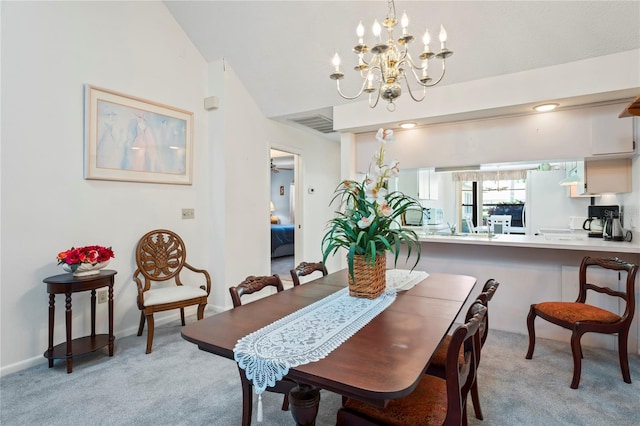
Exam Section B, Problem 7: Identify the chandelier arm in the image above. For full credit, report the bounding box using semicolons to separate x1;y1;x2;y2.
402;70;427;102
424;60;449;87
368;87;381;108
405;62;429;88
335;78;369;100
402;53;424;74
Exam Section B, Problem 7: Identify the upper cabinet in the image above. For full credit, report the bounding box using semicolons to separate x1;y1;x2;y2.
590;105;636;156
576;158;632;195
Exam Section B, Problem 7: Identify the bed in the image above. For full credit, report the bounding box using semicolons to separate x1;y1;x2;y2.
271;224;295;258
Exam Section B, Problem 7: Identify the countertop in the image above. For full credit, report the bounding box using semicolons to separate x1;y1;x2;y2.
415;232;640;254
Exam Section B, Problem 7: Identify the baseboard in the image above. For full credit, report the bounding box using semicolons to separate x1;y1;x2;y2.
0;311;205;378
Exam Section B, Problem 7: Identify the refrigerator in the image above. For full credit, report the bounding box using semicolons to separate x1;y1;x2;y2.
524;169;591;235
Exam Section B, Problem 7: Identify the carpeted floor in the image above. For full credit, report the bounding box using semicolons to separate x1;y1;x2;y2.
2;321;639;425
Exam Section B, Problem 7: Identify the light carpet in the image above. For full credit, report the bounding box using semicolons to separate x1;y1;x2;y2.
1;320;639;425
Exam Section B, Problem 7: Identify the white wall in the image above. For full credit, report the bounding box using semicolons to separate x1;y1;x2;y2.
264;120;341;274
0;2;342;374
1;1;209;374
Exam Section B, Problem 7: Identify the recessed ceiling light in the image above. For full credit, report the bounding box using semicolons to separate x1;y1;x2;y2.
399;122;416;129
533;103;559;112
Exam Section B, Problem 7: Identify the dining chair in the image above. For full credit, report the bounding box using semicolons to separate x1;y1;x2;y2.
488;215;511;234
229;274;285;308
290;261;328;286
426;278;500;421
228;274;295;421
464;216;476;234
526;256;639;389
133;229;211;354
336;301;487;426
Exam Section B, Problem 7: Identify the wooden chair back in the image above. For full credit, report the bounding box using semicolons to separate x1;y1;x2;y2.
290;261;328;286
229;274;285;307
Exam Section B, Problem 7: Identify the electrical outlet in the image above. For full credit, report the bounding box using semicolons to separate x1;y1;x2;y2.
97;290;108;304
182;208;195;219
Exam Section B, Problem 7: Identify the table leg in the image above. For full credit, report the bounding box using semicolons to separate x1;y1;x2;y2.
108;284;114;356
47;293;55;368
237;365;252;426
65;291;73;374
90;289;96;337
289;384;320;426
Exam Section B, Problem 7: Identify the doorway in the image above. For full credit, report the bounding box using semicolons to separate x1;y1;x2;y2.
270;149;298;284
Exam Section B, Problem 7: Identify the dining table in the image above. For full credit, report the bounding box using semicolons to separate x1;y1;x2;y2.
181;269;477;425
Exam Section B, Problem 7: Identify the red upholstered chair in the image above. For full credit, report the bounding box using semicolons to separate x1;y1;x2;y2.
133;229;211;354
290;261;328;286
228;274;294;424
526;256;639;389
336;301;487;426
426;278;499;420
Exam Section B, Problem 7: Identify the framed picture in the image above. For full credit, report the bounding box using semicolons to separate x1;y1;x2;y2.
84;85;194;184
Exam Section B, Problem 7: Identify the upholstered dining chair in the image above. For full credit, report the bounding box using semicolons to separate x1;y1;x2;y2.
290;261;328;287
426;278;499;421
133;229;211;354
337;301;487;426
228;274;295;423
526;256;639;389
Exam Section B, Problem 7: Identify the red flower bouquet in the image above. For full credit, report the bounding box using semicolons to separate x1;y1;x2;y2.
57;245;115;273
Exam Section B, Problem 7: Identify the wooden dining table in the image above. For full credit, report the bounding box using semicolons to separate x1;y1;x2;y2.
181;269;477;425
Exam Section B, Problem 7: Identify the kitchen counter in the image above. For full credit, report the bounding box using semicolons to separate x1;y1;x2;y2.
416;233;640;254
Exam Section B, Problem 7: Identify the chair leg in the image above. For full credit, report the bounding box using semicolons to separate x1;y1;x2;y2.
525;305;537;359
281;394;290;411
470;380;484;420
197;303;206;320
137;311;146;336
618;329;632;384
145;314;154;354
570;331;583;389
180;308;186;326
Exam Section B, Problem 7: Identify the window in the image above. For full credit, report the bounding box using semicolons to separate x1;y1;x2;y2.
460;178;526;233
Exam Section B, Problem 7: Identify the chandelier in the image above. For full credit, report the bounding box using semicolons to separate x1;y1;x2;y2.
330;0;453;111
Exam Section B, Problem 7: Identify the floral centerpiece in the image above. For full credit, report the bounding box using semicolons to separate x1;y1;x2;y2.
57;245;115;276
322;128;421;298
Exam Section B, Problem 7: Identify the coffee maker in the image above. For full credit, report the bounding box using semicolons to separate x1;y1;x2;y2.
583;205;619;238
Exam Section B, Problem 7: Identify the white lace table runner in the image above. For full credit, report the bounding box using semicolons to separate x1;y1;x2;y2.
233;269;429;396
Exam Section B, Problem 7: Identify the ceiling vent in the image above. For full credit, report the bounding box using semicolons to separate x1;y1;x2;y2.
290;115;335;134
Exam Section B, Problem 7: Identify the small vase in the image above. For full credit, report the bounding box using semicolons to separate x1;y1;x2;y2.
62;260;109;277
347;254;386;299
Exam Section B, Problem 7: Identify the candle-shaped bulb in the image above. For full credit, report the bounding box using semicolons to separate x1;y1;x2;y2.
401;11;409;35
422;29;431;48
439;25;447;49
332;53;341;72
357;21;364;44
373;19;381;40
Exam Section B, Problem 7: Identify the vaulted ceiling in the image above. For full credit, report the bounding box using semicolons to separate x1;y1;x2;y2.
165;1;640;133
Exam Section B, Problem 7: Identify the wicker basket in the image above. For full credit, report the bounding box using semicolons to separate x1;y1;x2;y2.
347;254;386;299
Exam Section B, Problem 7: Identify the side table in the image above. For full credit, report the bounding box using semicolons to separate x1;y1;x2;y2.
43;270;117;373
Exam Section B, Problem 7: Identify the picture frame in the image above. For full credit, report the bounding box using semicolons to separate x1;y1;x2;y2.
84;85;194;185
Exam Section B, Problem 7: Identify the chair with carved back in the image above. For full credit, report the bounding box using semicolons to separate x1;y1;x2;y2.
229;274;295;423
426;278;499;421
290;261;328;287
488;215;511;234
133;229;211;354
336;301;487;426
526;256;639;389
